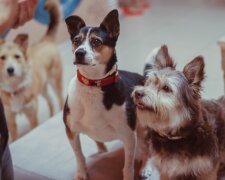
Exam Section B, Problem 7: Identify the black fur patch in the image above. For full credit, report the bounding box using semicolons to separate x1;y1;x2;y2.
101;70;144;130
63;96;70;120
106;51;117;73
91;27;118;47
71;26;90;42
63;96;76;139
0;99;8;159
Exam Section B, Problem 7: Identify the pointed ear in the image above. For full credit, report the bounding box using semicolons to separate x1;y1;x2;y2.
14;34;28;53
0;39;5;45
65;15;86;38
100;9;120;40
183;56;205;98
145;45;175;72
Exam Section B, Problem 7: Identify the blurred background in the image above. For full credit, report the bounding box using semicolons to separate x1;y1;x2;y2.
3;0;225;179
7;0;225;135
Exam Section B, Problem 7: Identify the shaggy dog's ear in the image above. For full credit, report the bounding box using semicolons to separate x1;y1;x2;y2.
144;45;175;76
183;56;205;98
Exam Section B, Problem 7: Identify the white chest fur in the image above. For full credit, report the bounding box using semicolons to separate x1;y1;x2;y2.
10;94;33;113
152;154;212;178
67;77;128;142
10;94;26;113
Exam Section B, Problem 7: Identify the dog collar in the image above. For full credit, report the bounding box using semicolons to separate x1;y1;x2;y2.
77;69;120;87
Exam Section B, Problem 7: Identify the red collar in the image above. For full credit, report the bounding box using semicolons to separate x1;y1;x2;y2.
77;70;120;87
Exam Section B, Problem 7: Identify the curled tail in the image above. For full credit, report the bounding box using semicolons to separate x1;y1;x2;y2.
44;0;60;39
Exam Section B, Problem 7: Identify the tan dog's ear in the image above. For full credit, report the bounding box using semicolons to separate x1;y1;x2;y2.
14;34;29;53
183;56;205;98
0;39;5;45
100;9;120;40
65;15;86;39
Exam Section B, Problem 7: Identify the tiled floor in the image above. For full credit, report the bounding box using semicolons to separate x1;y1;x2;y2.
10;0;225;179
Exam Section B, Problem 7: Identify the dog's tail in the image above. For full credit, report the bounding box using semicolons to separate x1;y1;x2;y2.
44;0;60;39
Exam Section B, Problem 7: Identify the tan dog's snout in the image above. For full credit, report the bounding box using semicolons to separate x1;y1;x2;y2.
4;59;22;77
7;66;14;76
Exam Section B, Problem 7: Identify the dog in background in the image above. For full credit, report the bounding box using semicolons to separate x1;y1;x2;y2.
0;0;63;141
63;9;144;180
133;45;225;180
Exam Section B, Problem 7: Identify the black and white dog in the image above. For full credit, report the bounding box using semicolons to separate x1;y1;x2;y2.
63;10;144;180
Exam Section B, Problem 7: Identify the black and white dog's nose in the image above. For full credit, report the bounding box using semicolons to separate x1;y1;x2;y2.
135;90;145;99
75;48;86;58
7;67;14;75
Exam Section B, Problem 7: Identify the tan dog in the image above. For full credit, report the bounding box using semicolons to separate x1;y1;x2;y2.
0;0;63;141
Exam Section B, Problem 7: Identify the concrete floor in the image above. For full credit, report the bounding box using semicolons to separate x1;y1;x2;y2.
9;0;225;179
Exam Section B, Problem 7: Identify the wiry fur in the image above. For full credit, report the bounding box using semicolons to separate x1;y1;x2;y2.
0;0;63;141
64;10;144;180
133;45;225;180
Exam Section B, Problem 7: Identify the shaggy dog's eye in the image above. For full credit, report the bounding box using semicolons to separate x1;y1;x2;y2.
162;85;172;93
14;54;20;59
73;37;82;46
0;55;6;61
91;38;102;47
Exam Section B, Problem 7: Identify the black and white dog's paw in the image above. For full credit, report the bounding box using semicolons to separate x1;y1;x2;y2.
74;170;88;180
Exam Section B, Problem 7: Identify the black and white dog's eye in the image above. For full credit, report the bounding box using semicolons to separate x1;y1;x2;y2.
162;85;172;93
0;55;6;61
73;37;82;46
91;39;102;47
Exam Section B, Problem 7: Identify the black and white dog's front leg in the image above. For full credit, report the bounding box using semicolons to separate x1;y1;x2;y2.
122;130;136;180
63;98;87;180
69;133;87;180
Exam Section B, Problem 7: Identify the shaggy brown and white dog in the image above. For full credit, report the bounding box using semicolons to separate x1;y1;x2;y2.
0;0;63;141
133;45;225;180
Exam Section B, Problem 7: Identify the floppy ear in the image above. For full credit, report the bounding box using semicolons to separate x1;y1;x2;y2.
100;9;120;40
65;15;86;38
144;45;175;75
183;56;205;98
14;34;28;53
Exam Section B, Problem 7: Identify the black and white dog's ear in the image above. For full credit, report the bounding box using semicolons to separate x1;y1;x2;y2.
14;34;29;54
183;56;205;98
144;45;175;75
100;9;120;40
65;15;86;38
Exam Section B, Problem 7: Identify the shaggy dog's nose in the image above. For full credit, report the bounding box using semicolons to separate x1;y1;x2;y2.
135;90;145;99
